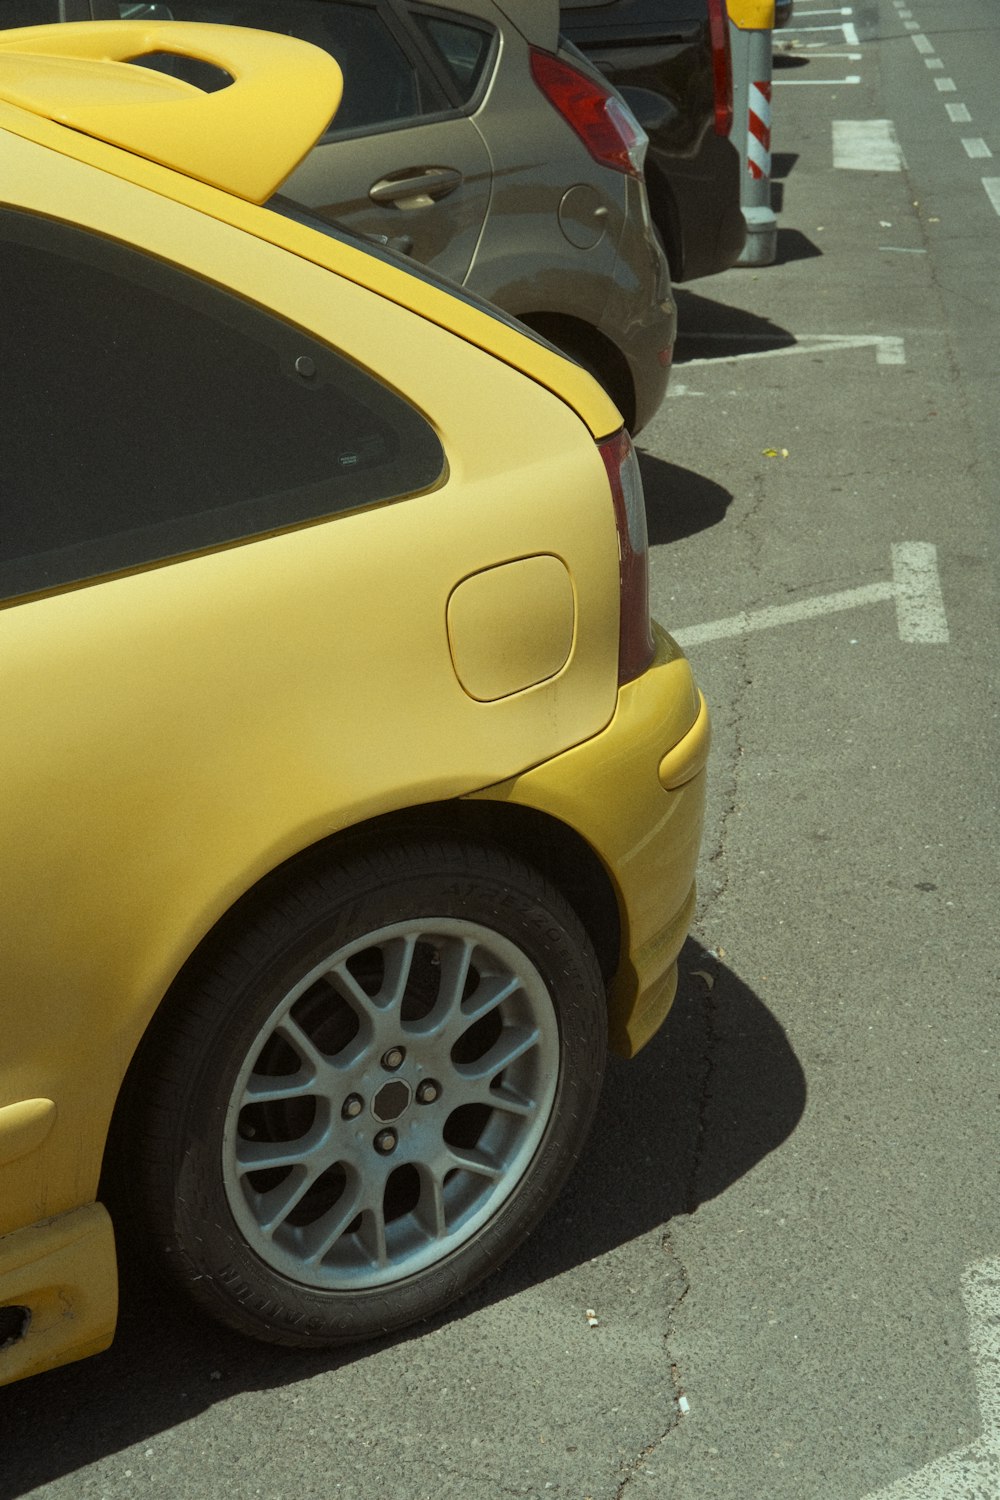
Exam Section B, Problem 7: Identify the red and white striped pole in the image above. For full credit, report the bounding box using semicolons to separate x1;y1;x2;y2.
727;0;777;265
747;78;773;181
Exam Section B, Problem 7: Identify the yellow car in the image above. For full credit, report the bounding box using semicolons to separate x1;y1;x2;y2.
0;20;709;1386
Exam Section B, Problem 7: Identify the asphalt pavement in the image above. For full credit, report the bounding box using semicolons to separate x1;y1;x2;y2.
3;2;998;1497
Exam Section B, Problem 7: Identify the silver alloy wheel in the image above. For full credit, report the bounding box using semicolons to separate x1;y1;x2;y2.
222;917;561;1289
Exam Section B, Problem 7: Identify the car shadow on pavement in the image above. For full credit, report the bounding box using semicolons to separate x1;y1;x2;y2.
0;943;805;1495
672;286;797;363
639;450;733;543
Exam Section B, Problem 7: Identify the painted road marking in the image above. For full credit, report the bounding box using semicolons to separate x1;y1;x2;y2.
834;120;906;170
925;58;944;70
674;333;906;373
860;1258;1000;1499
935;77;958;92
947;103;972;122
911;33;934;54
963;138;993;159
672;544;948;649
984;179;1000;216
775;75;861;85
788;22;860;41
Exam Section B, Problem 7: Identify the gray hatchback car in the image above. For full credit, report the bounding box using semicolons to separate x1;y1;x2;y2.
0;0;675;432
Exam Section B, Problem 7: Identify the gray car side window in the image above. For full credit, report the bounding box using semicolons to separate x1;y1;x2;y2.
0;0;85;20
407;9;495;104
114;0;447;131
0;209;444;603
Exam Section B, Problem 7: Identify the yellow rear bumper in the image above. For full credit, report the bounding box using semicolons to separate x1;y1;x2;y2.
483;624;709;1059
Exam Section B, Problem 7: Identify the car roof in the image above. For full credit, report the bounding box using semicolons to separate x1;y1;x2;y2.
0;19;342;201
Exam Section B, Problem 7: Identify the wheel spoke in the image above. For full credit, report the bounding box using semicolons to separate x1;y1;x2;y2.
453;1022;540;1084
244;1068;315;1105
444;1144;504;1181
460;969;521;1026
273;1014;330;1076
253;1163;317;1236
434;935;475;1018
329;933;419;1019
413;1165;448;1241
299;1181;365;1266
470;1079;537;1119
235;1130;324;1176
354;1202;389;1268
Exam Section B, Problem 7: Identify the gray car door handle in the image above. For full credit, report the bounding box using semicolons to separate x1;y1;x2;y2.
368;167;464;209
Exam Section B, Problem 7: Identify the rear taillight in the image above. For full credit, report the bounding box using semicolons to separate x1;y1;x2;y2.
707;0;734;136
530;50;647;177
599;429;655;686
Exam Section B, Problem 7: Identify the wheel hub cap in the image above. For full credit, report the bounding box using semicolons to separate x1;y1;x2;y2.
372;1079;411;1122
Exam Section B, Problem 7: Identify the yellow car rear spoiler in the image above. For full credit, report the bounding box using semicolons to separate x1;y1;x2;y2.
0;20;342;202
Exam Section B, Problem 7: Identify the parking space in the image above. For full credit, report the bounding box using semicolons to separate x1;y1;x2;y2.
631;4;1000;1493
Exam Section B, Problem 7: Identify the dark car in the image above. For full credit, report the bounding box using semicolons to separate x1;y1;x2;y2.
561;0;746;282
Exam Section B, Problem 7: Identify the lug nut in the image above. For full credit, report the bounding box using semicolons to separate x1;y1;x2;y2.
342;1094;363;1120
374;1128;397;1154
416;1080;440;1104
381;1047;405;1071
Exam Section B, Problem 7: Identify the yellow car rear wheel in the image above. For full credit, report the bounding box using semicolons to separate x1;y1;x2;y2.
123;836;607;1346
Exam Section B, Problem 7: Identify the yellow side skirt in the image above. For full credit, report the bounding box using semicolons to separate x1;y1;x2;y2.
0;1202;117;1386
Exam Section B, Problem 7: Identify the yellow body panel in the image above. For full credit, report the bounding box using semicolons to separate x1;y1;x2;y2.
0;1206;117;1387
0;22;342;201
477;629;709;1058
0;26;706;1383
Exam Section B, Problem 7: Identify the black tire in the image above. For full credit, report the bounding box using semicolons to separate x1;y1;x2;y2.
125;837;607;1347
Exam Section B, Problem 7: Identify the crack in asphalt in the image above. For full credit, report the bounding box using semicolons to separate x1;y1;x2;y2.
611;1234;692;1498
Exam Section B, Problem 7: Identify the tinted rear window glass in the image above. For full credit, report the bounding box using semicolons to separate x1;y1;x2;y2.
0;209;444;603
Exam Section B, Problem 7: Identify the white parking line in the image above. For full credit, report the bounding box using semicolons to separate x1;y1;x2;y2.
675;333;906;372
788;22;860;41
860;1258;1000;1499
834;120;906;170
775;75;861;85
673;545;948;649
892;543;950;643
